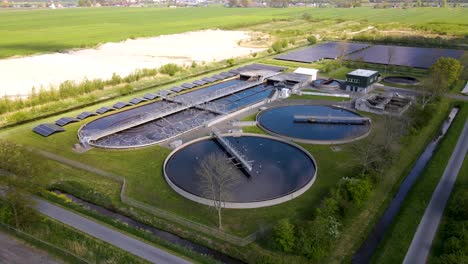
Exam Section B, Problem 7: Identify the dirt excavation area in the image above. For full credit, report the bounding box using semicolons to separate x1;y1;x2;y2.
0;30;266;97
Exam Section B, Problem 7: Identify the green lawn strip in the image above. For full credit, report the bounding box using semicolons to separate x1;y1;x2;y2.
429;154;468;261
329;99;454;263
0;205;149;264
370;102;468;264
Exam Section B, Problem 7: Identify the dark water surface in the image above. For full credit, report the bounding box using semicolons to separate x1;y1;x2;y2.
165;136;316;203
257;105;370;141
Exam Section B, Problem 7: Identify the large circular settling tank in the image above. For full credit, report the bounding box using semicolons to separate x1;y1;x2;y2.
257;105;371;144
164;134;317;208
382;76;420;86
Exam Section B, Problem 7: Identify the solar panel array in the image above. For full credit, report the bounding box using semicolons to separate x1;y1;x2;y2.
181;83;196;89
55;117;79;127
33;124;65;137
143;93;158;100
77;111;97;120
193;80;207;86
275;42;370;63
129;97;147;105
113;102;131;109
345;45;464;69
96;107;115;115
170;86;184;93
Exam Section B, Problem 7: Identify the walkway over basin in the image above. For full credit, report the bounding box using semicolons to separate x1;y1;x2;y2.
212;128;253;175
294;115;370;125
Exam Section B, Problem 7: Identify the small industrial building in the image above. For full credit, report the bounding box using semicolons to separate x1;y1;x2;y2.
293;68;318;81
346;69;379;93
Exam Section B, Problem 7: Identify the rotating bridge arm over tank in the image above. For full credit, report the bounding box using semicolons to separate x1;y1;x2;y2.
211;128;253;177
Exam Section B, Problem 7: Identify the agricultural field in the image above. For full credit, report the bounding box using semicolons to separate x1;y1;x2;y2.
0;7;467;58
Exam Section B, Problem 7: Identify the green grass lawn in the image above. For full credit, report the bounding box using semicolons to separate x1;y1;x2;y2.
370;102;468;264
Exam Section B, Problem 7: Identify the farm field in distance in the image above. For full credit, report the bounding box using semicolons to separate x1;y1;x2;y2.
0;7;467;58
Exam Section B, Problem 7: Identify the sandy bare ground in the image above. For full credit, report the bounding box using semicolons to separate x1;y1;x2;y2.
0;30;265;97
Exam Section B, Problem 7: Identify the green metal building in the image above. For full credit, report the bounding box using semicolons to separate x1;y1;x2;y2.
345;69;379;93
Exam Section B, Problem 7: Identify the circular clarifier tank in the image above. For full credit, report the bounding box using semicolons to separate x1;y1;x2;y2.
382;76;420;86
164;134;317;209
257;105;371;144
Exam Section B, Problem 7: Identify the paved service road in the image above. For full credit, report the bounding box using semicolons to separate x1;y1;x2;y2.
403;117;468;264
34;198;192;264
0;231;61;264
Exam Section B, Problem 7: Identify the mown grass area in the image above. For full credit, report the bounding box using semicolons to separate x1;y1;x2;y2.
1;7;467;58
370;102;468;264
429;154;468;262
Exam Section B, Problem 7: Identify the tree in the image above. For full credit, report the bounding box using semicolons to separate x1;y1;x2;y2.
307;35;317;45
420;57;463;109
273;218;296;252
0;140;45;228
197;152;242;229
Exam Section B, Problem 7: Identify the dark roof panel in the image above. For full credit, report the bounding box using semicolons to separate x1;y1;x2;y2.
33;124;65;137
55;117;79;127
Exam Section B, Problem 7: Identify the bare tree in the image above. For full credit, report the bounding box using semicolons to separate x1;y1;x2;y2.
197;152;242;229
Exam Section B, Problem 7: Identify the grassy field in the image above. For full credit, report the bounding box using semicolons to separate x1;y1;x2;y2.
1;7;467;58
370;102;468;264
0;7;305;58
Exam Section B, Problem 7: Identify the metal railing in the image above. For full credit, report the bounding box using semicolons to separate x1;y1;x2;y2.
212;127;253;173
